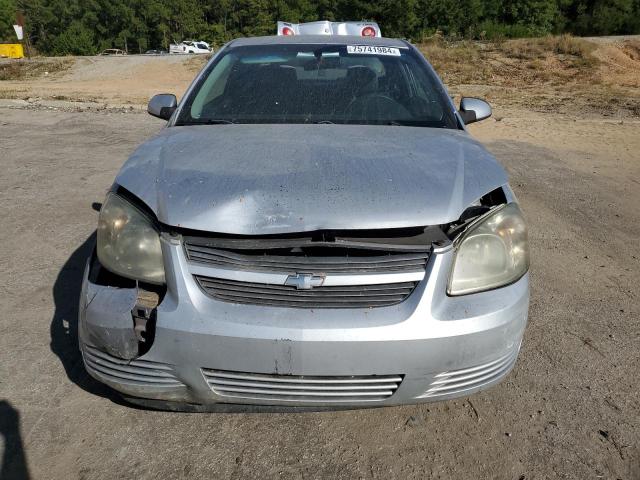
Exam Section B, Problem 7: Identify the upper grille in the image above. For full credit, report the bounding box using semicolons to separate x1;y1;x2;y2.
82;345;184;388
202;368;403;403
195;275;418;308
184;244;429;274
184;231;436;308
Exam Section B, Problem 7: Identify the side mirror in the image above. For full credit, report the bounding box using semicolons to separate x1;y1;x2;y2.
459;97;492;125
148;94;177;120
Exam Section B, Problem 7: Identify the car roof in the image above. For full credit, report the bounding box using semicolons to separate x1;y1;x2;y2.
227;35;409;48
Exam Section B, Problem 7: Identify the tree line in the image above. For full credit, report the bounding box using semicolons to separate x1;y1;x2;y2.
1;0;639;55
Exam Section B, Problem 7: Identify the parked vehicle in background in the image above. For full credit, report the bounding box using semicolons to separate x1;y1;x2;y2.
277;20;381;37
99;49;127;56
170;41;212;54
145;49;168;55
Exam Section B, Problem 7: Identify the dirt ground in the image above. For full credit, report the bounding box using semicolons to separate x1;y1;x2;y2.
0;54;207;105
1;41;639;479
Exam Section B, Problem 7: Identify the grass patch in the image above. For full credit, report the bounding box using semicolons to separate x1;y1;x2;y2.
497;35;599;81
621;39;640;61
417;34;639;116
0;57;74;81
418;34;601;88
420;40;491;85
499;35;597;64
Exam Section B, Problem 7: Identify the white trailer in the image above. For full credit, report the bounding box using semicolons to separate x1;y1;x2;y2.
277;21;382;37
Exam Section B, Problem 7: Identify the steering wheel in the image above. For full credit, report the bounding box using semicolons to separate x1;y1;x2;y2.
344;93;408;120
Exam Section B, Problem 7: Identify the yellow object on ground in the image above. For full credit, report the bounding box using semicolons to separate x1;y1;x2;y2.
0;44;25;59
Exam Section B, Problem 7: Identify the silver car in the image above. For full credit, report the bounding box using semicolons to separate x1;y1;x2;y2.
79;34;530;410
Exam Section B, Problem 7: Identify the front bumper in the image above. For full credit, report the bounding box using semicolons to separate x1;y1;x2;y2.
79;238;529;408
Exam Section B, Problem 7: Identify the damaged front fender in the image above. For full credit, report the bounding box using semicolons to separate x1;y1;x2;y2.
79;257;141;360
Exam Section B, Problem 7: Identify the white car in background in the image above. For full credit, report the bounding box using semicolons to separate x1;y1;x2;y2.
170;41;212;54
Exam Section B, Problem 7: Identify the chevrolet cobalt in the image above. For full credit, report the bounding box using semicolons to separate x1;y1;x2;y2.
79;34;530;409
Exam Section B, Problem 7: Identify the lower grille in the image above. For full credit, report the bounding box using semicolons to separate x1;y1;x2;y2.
82;345;184;388
195;275;418;308
202;369;403;403
420;346;519;398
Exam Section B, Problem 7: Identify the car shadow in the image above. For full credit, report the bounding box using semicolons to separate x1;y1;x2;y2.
49;232;124;404
0;400;31;480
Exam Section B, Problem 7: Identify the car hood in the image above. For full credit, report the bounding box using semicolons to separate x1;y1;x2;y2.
115;124;507;234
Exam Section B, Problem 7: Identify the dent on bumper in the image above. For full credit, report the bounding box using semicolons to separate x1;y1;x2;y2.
79;244;529;407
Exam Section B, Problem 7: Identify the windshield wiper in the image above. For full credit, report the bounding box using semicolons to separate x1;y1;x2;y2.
177;119;236;126
386;120;443;127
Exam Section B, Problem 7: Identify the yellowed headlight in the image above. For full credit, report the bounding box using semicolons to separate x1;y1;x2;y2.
448;203;529;296
97;193;165;284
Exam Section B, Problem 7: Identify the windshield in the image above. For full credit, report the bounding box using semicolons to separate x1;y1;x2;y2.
176;44;456;128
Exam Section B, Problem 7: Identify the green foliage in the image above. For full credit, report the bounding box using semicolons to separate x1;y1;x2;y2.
12;0;640;56
0;0;17;43
50;22;96;55
567;0;637;35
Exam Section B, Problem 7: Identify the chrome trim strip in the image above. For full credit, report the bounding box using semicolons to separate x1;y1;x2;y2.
188;263;425;286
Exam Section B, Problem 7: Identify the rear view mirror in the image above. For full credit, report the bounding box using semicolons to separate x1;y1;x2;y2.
459;97;492;125
148;94;177;120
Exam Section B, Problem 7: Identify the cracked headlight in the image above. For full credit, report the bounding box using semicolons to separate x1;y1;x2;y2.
97;193;165;284
448;203;529;296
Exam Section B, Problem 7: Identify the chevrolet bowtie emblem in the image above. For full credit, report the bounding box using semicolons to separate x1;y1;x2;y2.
285;273;326;290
